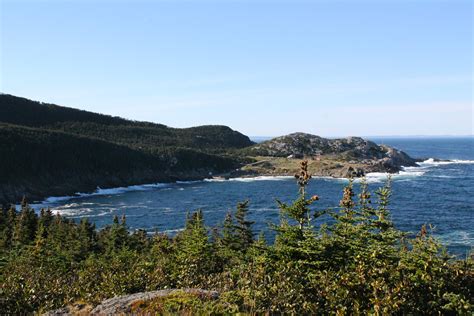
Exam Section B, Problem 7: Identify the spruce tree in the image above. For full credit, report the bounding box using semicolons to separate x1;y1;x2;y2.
174;210;215;287
219;211;238;258
101;215;129;253
274;160;321;261
13;202;37;247
234;200;254;252
0;206;16;250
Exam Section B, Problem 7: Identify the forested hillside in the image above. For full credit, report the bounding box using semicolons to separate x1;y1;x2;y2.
0;94;253;151
0;94;252;204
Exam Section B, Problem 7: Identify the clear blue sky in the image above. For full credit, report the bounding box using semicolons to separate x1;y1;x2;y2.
1;0;472;136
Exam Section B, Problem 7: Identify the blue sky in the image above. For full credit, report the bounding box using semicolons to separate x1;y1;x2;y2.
1;0;472;136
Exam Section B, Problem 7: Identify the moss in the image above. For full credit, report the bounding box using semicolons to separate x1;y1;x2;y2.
130;291;239;315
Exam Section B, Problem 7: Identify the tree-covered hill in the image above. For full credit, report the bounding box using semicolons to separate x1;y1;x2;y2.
0;123;237;204
0;94;254;151
0;94;252;204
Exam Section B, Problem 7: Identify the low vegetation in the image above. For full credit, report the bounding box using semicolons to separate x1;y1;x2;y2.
0;161;472;314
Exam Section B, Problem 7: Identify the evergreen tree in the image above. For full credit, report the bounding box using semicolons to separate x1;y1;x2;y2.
12;202;37;247
100;215;129;253
77;218;98;257
234;201;254;252
274;161;321;262
173;210;215;287
218;211;238;260
129;229;149;252
0;206;16;250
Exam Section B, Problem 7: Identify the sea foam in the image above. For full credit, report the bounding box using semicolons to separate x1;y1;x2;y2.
204;176;293;183
29;183;171;209
419;158;474;166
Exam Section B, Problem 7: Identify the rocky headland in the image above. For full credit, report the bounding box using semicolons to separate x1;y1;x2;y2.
234;133;419;178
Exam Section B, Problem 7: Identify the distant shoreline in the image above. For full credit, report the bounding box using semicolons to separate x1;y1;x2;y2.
251;135;474;142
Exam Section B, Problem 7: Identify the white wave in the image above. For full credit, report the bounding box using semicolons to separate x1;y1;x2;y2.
203;178;226;182
398;170;426;177
332;168;426;184
419;158;474;166
176;180;203;184
69;211;112;218
205;176;294;183
161;228;185;234
57;203;82;209
43;195;76;203
50;207;94;216
354;157;474;183
33;182;172;207
230;176;294;182
438;231;473;246
79;183;170;197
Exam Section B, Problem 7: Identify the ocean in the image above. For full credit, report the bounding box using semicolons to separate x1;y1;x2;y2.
31;137;473;257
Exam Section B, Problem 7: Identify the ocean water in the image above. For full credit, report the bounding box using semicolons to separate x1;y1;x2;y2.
31;137;473;257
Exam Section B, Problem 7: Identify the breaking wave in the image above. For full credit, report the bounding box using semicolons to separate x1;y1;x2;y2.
205;176;293;182
32;183;171;208
419;158;474;166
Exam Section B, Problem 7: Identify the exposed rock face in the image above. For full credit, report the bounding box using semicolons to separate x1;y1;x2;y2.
250;133;411;160
44;289;219;315
240;133;418;178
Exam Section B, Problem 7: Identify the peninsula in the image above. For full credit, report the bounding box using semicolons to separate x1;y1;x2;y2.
234;132;418;178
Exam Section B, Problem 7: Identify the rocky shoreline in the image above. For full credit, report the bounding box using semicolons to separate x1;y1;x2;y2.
223;156;416;179
1;169;217;206
227;133;420;179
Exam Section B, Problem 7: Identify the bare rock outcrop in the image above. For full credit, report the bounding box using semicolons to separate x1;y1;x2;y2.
44;289;219;315
244;133;418;176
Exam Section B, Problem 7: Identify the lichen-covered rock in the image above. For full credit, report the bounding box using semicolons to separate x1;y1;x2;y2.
90;289;218;314
44;289;219;315
248;133;415;162
243;133;418;177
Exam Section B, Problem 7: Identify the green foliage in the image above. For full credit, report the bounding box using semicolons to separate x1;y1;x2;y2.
0;164;472;314
0;94;253;151
173;211;216;288
130;290;239;314
216;201;255;265
0;123;241;204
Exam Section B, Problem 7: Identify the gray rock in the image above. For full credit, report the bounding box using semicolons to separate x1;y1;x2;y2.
90;289;218;315
246;133;418;173
43;289;219;315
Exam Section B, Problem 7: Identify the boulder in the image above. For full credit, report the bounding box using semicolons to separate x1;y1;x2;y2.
44;289;219;315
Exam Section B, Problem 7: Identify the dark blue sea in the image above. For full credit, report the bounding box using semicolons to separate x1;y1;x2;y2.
31;137;473;257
